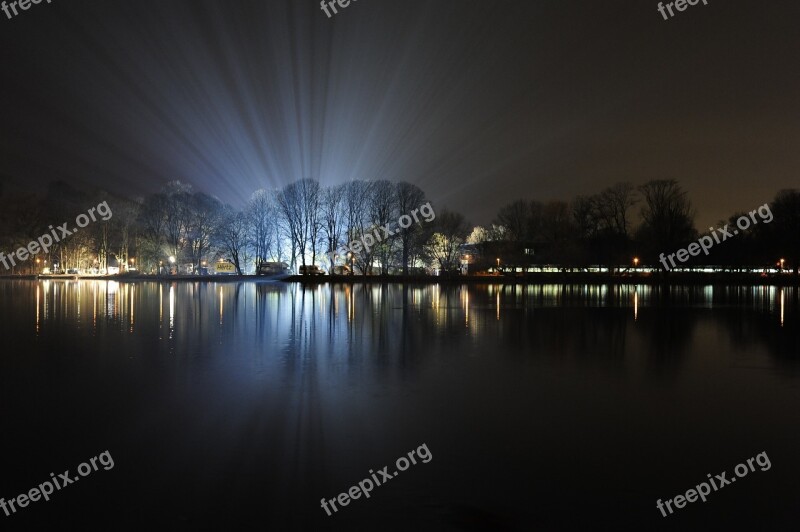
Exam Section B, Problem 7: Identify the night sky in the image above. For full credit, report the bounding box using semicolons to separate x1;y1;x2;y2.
1;0;799;229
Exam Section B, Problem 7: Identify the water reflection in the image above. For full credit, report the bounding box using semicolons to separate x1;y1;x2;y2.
5;281;796;369
2;280;799;528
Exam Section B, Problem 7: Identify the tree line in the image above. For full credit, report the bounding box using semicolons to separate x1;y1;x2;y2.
478;180;800;274
0;179;468;275
1;179;798;275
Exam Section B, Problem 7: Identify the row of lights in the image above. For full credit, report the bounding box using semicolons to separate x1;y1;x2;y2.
632;257;788;269
632;257;789;269
139;255;793;271
473;256;788;270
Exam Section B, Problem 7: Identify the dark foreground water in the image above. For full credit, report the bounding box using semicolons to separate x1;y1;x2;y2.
1;280;798;531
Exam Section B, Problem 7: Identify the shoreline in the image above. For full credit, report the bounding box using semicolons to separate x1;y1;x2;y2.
1;272;799;286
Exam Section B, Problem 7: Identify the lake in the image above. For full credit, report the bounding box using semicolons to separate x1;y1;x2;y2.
1;280;798;530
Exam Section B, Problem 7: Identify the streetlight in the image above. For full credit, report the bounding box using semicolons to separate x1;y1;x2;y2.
779;258;785;271
633;257;639;268
496;258;500;274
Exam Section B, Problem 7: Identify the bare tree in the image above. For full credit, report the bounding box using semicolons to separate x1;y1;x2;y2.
638;179;696;258
342;180;375;274
494;200;530;242
494;199;545;242
320;184;346;271
595;182;638;238
303;180;322;266
369;180;398;274
276;179;320;272
395;182;426;274
574;182;639;271
186;192;222;273
108;198;139;269
136;193;168;272
162;181;192;264
572;195;600;240
216;205;249;274
247;189;276;267
276;183;301;270
541;201;574;244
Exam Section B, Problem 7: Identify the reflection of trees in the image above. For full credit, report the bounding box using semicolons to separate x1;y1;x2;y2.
717;287;800;364
370;284;704;379
168;283;798;379
636;311;696;376
254;281;293;351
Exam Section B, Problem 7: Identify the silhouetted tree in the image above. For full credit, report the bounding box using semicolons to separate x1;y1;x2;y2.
637;179;696;263
369;180;398;275
276;179;320;271
395;182;426;274
216;205;249;274
247;189;277;267
767;189;800;274
186;192;222;273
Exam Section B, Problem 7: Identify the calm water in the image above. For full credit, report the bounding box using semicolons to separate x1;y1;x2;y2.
1;280;799;530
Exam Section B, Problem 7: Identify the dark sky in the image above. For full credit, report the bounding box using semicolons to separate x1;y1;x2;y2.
1;0;799;229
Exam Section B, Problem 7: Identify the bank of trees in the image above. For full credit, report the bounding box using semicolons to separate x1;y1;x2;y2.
2;178;798;275
0;178;449;274
0;181;136;274
471;180;799;273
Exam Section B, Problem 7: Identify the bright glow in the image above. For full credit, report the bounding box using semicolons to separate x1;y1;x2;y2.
169;285;175;336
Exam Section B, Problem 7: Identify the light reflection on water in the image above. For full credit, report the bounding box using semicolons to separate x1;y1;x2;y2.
7;281;796;338
0;280;799;528
4;281;796;376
